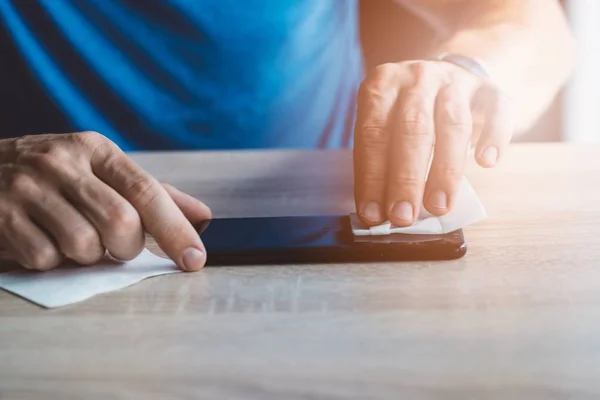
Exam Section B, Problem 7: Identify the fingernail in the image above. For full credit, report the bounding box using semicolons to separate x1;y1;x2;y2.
360;201;382;222
182;247;205;271
391;201;413;221
482;146;498;166
428;190;447;209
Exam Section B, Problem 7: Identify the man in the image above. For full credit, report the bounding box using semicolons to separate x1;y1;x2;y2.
0;0;574;271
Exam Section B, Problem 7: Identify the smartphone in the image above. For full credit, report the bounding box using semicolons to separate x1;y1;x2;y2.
195;215;466;266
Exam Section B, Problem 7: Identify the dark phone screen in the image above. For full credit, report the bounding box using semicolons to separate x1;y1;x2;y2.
199;215;349;251
196;215;466;265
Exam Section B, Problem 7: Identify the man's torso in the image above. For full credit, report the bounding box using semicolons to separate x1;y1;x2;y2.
0;0;362;150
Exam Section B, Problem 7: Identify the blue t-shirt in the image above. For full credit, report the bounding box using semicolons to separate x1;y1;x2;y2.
0;0;362;151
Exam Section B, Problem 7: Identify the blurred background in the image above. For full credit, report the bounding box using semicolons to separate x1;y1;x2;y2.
360;0;596;143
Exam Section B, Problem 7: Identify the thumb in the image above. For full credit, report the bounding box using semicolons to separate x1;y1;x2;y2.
161;182;212;224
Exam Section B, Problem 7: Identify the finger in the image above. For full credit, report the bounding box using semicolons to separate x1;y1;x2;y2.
424;84;472;216
0;203;62;270
386;63;438;226
470;92;487;146
354;64;402;226
62;173;145;261
92;148;206;271
474;85;515;168
15;175;105;265
24;142;145;261
161;183;212;223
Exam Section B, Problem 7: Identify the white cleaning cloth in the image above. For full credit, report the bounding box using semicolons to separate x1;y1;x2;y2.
0;249;178;308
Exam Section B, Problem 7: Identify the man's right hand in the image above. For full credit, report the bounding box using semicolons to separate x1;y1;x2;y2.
0;131;211;271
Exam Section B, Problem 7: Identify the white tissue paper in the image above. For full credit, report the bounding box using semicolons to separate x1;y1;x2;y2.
351;177;486;235
0;249;179;308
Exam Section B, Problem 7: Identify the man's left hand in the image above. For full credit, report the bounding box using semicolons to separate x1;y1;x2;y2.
353;60;514;226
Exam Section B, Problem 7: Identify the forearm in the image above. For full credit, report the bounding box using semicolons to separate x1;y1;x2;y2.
398;0;576;134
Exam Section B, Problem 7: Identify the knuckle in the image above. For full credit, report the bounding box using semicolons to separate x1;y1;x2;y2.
358;88;395;114
126;177;161;210
77;131;105;144
106;202;141;237
360;63;399;97
438;98;471;129
360;126;387;145
75;131;118;156
399;105;429;125
358;63;404;126
0;206;21;230
7;172;37;196
33;151;72;173
360;169;386;187
403;89;429;104
436;164;462;180
127;177;155;199
371;63;400;83
398;97;433;137
390;175;423;187
43;144;73;161
387;176;423;199
409;61;435;80
0;205;60;270
65;225;100;256
29;245;60;271
100;153;126;176
358;85;395;110
22;142;85;176
356;155;387;181
397;123;433;140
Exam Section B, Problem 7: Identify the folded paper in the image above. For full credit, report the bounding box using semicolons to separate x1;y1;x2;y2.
0;249;178;308
351;178;486;235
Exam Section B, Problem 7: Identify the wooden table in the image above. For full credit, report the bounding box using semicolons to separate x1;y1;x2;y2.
1;143;600;399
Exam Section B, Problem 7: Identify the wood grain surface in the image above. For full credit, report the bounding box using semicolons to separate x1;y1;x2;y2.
1;143;600;400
